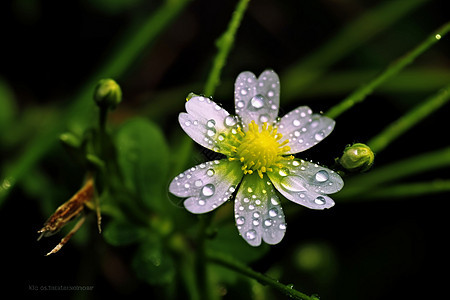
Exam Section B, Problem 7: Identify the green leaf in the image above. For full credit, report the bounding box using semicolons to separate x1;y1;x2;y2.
103;220;147;246
116;118;169;211
132;236;175;285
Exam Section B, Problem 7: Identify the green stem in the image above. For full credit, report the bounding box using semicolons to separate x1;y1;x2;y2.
197;213;214;300
368;84;450;153
207;251;316;300
337;147;450;199
203;0;251;96
282;0;429;100
325;21;450;120
0;0;192;207
353;180;450;200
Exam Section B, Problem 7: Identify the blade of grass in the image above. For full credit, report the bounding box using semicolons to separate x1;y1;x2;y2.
282;0;429;101
203;0;250;96
325;21;450;119
0;0;192;206
368;84;450;153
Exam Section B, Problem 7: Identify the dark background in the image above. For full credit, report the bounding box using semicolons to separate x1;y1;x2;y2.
1;0;449;299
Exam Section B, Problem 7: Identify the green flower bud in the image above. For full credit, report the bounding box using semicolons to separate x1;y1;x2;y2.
93;79;122;109
339;143;374;172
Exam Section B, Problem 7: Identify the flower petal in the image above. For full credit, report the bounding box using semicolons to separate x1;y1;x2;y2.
234;174;286;246
277;106;335;154
234;70;280;128
169;159;243;214
268;159;343;210
179;96;237;154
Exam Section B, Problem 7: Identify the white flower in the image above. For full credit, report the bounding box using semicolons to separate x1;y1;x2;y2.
169;70;344;246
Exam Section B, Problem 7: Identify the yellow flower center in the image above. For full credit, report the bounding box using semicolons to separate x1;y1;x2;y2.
227;121;293;178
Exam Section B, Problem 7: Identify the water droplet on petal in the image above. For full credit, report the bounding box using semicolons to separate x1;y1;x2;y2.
185;121;191;127
268;90;274;97
292;160;300;167
224;115;237;127
250;94;265;109
281;176;307;192
198;199;206;206
264;219;273;227
253;219;260;226
240;89;248;95
314;132;324;141
278;168;290;177
245;230;257;240
237;101;245;108
253;212;260;218
314;196;326;205
206;119;216;128
269;208;278;217
194;179;203;187
279;223;286;230
259;114;270;123
201;184;215;197
207;129;216;137
270;197;279;205
293;119;301;127
315;170;329;182
236;216;245;225
206;169;215;177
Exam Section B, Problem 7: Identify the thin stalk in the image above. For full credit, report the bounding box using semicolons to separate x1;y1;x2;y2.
368;84;450;153
354;180;450;200
325;21;450;119
282;0;429;100
337;147;450;199
208;251;317;300
203;0;251;96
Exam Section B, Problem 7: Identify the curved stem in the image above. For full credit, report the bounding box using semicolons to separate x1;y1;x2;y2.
207;251;317;300
203;0;251;96
325;21;450;120
368;84;450;153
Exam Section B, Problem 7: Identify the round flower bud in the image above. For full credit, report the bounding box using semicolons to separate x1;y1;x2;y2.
93;79;122;109
339;143;374;172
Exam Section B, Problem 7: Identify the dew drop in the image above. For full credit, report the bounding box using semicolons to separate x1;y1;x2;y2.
279;223;287;230
185;121;191;127
253;219;260;226
201;184;215;197
292;160;300;167
206;169;215;177
278;168;290;177
240;89;248;95
264;219;273;227
236;216;245;225
315;170;329;182
237;101;245;108
218;133;225;141
269;208;278;217
207;128;216;137
293;119;301;127
314;132;324;141
281;176;307;192
193;120;199;126
247;187;253;193
194;179;203;187
206;119;216;128
268;90;274;97
259;114;270;123
314;196;326;205
224;115;237;127
245;230;257;240
270;197;279;205
253;212;260;218
250;94;265;109
184;183;190;189
198;200;206;206
229;186;236;193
